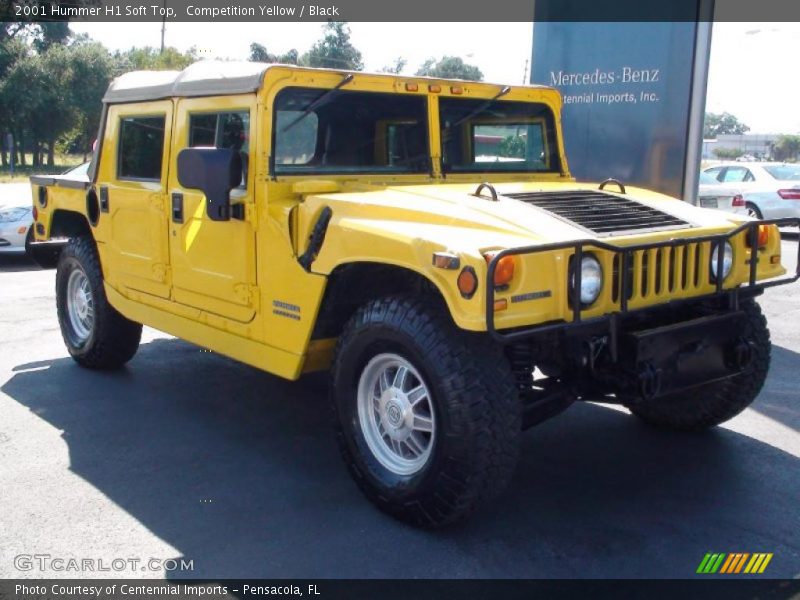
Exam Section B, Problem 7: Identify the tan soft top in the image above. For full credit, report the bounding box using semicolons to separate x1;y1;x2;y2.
103;61;273;103
103;60;555;104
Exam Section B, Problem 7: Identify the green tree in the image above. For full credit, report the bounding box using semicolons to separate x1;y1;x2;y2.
248;43;299;64
498;135;525;158
703;112;750;139
380;57;407;74
415;56;483;81
712;147;744;160
67;42;115;159
112;46;197;73
2;45;77;166
772;135;800;162
301;22;363;70
0;37;28;165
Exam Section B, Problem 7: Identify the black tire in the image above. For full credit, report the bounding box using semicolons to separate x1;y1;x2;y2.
628;300;770;431
24;227;34;255
56;236;142;369
746;202;763;220
331;295;521;527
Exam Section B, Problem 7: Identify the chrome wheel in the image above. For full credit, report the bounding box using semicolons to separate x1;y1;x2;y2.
747;205;761;219
66;268;94;343
356;353;436;476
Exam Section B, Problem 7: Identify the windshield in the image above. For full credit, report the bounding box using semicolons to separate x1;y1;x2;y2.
763;164;800;181
273;87;429;175
439;97;560;174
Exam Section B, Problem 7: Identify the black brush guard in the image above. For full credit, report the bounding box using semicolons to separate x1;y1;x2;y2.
485;218;800;344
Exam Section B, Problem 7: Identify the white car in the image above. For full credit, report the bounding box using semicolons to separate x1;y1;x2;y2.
696;171;747;216
0;183;34;255
702;162;800;220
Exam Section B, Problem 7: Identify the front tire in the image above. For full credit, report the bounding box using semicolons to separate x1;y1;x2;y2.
628;300;770;431
331;295;521;527
56;236;142;369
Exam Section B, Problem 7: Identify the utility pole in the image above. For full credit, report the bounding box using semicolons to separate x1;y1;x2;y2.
522;58;529;84
160;0;166;53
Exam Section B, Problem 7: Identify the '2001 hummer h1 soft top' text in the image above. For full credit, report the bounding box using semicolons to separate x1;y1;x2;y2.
30;61;800;526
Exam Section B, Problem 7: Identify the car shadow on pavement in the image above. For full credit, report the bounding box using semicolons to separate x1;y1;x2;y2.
0;255;42;273
752;344;800;432
3;337;800;578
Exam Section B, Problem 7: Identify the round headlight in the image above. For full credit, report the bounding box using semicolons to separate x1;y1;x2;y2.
710;242;734;281
571;254;603;305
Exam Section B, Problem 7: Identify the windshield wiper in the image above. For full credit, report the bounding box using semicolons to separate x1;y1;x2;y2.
281;73;354;134
442;85;512;136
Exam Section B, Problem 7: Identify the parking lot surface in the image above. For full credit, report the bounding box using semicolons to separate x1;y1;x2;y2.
1;240;798;579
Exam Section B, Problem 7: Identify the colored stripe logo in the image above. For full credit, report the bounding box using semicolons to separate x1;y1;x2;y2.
696;553;773;574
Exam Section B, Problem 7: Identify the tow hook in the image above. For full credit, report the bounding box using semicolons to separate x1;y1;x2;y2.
638;362;662;400
727;338;754;371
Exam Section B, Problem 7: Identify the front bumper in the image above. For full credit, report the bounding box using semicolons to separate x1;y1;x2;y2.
486;218;800;344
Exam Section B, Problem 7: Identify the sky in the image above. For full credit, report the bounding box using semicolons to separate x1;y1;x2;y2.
70;21;800;134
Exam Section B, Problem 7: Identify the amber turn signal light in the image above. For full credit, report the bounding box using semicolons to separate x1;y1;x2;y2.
493;299;508;312
457;267;478;299
745;224;771;248
484;252;515;286
405;82;419;92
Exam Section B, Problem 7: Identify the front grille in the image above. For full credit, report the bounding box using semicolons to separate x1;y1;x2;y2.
505;190;691;236
610;241;713;304
0;239;10;247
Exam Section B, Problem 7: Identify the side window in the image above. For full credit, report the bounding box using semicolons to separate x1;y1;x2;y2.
118;115;166;180
274;111;318;165
722;167;748;183
188;111;250;187
704;167;723;181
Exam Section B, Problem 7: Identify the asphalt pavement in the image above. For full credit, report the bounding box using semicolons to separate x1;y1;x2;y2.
1;240;798;579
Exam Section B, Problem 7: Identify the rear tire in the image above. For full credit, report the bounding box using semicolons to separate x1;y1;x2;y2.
628;300;770;431
331;295;521;527
746;202;763;220
56;236;142;369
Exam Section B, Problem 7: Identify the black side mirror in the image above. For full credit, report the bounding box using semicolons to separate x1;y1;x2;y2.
177;147;242;221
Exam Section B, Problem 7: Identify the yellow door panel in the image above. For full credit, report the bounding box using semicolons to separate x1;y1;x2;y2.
167;96;258;323
99;102;173;298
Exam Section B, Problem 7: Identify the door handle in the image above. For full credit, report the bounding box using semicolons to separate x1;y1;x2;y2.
171;192;184;223
99;186;109;212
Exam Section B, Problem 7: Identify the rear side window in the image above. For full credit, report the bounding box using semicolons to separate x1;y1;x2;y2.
722;167;753;183
188;111;251;187
118;116;166;180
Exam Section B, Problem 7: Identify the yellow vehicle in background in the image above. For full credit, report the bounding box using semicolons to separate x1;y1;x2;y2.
30;62;799;526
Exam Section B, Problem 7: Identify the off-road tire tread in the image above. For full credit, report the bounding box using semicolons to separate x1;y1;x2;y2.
56;236;142;369
628;300;770;431
331;295;521;527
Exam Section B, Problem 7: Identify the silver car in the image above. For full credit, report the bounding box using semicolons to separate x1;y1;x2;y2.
703;162;800;220
0;183;34;255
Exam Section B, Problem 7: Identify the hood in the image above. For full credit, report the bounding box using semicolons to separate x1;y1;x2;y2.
311;181;745;252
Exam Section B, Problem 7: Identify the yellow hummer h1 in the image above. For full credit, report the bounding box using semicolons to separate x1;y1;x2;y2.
30;61;799;526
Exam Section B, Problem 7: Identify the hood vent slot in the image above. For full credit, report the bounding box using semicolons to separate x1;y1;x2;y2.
504;190;691;236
